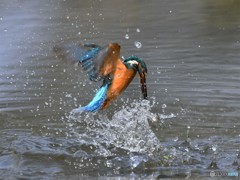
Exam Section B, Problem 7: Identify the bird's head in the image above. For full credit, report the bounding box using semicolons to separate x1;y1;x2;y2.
123;56;147;73
123;56;148;99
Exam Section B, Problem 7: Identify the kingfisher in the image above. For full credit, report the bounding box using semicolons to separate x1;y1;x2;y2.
55;43;147;112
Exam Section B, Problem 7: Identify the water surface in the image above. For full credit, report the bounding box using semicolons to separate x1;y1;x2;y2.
0;0;240;179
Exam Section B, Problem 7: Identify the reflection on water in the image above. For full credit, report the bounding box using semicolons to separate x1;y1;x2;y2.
0;0;240;179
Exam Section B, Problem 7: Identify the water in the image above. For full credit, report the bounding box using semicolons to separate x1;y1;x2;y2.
1;0;240;179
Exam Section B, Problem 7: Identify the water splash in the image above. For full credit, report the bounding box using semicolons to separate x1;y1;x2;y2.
64;98;201;175
68;99;162;157
108;100;162;155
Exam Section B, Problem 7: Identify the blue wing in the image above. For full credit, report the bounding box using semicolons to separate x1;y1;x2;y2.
56;43;120;82
79;43;120;82
78;44;103;82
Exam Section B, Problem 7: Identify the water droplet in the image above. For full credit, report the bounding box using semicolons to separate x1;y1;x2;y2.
65;93;72;98
125;34;129;39
134;41;142;48
151;115;158;122
162;104;167;109
136;28;140;33
173;137;179;142
187;125;191;129
3;28;8;32
105;160;112;167
211;144;217;152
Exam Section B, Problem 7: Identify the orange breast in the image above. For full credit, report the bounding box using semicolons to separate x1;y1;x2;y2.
102;59;136;109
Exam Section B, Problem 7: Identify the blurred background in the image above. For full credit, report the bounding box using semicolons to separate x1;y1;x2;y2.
0;0;240;178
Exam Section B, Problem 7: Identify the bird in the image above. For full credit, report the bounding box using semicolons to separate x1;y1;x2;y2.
55;42;147;112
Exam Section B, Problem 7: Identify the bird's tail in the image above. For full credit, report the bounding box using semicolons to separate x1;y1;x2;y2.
77;83;109;112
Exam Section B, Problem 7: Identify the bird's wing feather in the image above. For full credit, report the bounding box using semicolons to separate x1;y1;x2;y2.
79;43;120;81
53;43;87;61
54;43;120;82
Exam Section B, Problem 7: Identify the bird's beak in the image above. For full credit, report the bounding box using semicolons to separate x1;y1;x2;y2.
140;72;147;99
